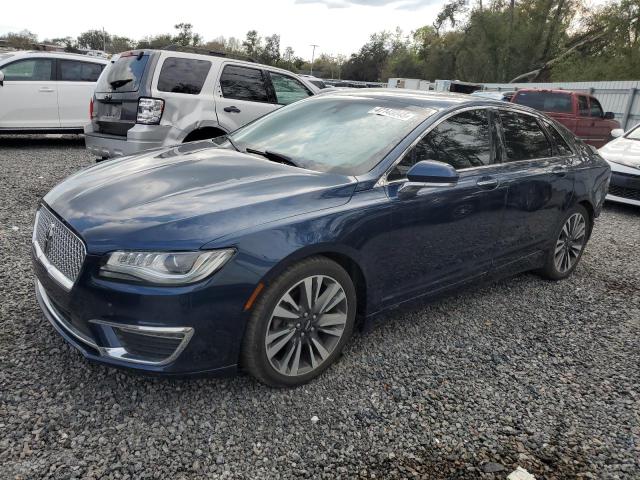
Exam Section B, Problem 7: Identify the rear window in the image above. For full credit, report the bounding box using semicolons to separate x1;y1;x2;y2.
220;65;269;103
60;60;104;82
157;57;211;95
513;91;572;113
96;54;149;93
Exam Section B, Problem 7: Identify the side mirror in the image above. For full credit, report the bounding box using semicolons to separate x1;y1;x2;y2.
603;111;615;120
611;128;625;138
0;70;4;87
399;160;459;198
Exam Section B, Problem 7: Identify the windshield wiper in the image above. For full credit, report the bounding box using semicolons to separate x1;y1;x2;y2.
245;147;301;168
109;78;133;89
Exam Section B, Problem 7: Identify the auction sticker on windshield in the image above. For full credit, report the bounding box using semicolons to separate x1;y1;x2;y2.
368;106;416;121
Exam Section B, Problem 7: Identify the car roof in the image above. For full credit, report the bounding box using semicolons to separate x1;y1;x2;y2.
315;88;501;110
1;50;108;63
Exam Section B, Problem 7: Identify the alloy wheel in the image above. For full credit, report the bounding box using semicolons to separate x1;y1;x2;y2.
554;213;586;273
264;275;348;377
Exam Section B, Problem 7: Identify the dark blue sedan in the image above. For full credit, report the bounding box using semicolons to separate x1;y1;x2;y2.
33;90;610;386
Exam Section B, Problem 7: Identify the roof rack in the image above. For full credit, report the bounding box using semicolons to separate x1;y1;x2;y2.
162;44;256;63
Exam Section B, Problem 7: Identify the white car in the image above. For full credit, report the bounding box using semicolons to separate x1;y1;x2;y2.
598;125;640;207
0;51;108;132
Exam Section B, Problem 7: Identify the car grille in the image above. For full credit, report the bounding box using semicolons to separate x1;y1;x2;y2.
34;206;86;286
608;184;640;201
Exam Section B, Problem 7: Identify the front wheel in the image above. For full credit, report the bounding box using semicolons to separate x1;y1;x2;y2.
538;205;590;280
241;257;356;387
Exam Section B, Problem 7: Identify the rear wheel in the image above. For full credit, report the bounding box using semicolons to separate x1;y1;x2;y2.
241;257;356;387
538;204;590;280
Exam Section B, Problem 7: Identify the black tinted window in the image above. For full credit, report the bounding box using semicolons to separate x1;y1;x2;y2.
2;59;53;81
157;57;211;95
220;65;269;102
513;91;572;113
388;109;492;181
500;111;552;161
541;119;573;156
590;98;603;118
96;54;149;92
578;96;590;116
60;60;104;82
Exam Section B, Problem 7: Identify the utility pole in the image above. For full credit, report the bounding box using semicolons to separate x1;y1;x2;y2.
102;27;106;52
309;44;319;76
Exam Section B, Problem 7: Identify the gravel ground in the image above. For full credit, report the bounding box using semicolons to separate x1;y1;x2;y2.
1;135;639;480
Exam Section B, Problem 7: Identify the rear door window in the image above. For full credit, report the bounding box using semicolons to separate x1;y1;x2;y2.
577;96;590;116
157;57;211;95
499;110;552;161
220;65;269;102
541;118;573;156
513;91;572;113
96;54;149;92
59;60;104;82
269;72;312;105
2;59;54;81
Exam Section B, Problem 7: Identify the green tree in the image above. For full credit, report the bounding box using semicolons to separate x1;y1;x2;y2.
173;23;201;47
77;29;109;50
242;30;262;58
1;30;38;49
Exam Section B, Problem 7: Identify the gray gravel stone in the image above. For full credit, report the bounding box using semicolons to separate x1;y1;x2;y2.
1;135;639;479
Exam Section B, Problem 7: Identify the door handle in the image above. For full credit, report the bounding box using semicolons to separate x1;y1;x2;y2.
223;106;241;113
551;166;567;177
476;176;499;189
39;87;55;93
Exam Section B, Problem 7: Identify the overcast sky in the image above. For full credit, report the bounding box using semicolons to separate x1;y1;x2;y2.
0;0;448;59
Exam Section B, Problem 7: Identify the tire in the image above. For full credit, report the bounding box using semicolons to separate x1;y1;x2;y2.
537;204;591;280
241;256;357;387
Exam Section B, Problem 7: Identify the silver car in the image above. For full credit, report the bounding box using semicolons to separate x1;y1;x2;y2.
85;47;319;159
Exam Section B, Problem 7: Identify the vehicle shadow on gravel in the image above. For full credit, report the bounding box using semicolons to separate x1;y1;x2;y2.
0;134;85;149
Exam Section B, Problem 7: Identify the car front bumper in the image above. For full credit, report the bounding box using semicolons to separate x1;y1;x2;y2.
32;246;256;376
606;161;640;207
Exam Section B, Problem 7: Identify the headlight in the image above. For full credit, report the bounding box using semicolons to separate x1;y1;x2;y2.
136;97;164;125
99;249;234;285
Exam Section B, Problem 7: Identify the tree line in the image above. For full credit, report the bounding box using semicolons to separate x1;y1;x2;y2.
1;0;638;83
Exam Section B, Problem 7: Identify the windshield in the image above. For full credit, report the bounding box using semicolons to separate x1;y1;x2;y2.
96;54;149;93
229;95;434;175
514;91;573;113
625;124;640;140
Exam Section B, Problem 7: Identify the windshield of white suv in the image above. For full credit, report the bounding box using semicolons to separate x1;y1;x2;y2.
96;53;149;93
228;95;435;175
625;124;640;140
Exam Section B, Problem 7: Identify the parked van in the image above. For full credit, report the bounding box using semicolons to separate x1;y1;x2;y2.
0;51;107;132
511;89;620;148
85;46;319;159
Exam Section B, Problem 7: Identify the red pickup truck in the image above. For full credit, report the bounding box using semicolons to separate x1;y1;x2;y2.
510;89;620;148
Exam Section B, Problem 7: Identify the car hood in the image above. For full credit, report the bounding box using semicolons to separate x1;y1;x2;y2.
45;143;357;254
599;137;640;166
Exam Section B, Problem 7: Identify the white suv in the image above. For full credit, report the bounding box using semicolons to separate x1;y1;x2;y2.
0;51;108;132
84;47;319;159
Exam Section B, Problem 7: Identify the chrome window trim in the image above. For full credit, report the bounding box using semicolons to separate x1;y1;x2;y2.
32;207;87;291
376;105;575;187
